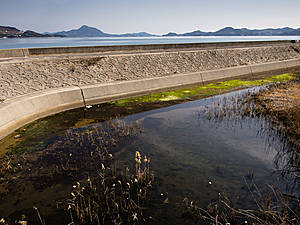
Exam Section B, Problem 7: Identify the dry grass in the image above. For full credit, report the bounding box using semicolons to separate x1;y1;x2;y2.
253;74;300;184
181;179;300;225
66;151;154;225
194;74;300;224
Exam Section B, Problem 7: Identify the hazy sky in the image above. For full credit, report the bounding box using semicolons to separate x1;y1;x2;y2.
1;0;300;34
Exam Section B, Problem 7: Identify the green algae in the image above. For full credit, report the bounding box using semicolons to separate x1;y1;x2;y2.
112;73;295;106
0;109;87;156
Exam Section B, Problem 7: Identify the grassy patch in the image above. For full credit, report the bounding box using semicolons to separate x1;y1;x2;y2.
112;73;295;106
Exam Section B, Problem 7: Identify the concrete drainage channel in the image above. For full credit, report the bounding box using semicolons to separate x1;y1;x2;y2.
0;58;300;140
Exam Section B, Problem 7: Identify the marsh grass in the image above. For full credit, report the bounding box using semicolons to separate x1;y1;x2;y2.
197;76;300;186
66;151;154;225
195;75;300;224
0;119;143;174
180;178;300;225
0;119;144;224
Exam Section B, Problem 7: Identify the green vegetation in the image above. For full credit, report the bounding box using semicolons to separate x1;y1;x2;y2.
112;73;295;106
0;109;84;156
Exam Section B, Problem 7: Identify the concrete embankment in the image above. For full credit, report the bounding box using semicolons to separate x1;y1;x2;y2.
0;42;300;140
1;43;300;100
0;40;297;58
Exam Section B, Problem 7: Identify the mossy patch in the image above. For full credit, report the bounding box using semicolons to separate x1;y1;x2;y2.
72;118;96;129
0;120;52;155
112;73;295;106
0;109;86;155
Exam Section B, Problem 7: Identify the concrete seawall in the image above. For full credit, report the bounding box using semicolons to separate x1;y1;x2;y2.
1;58;300;140
1;43;300;100
0;40;298;58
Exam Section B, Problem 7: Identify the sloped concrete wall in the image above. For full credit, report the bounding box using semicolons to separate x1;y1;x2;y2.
0;58;299;140
0;40;295;58
1;44;300;101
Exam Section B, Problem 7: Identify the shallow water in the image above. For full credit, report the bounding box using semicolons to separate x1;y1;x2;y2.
0;88;292;224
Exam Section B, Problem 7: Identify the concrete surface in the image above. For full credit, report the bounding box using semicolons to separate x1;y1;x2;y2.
0;58;299;140
0;49;29;58
0;87;84;140
1;44;300;100
0;40;297;59
250;61;288;74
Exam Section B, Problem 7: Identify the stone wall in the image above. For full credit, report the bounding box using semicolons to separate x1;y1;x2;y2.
0;45;300;100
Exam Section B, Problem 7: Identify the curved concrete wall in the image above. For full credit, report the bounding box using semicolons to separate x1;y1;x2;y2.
0;87;84;140
0;58;299;140
1;44;300;101
0;40;297;58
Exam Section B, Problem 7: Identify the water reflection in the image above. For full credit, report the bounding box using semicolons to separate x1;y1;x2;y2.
197;87;300;191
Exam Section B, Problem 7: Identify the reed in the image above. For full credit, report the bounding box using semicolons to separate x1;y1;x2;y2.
180;179;300;225
197;76;300;187
66;151;154;225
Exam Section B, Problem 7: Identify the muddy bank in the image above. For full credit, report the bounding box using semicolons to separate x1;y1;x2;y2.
255;74;300;145
253;73;300;185
0;45;299;100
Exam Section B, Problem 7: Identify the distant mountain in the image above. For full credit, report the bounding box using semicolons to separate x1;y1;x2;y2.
0;25;64;38
117;32;158;37
182;30;208;36
163;27;300;36
163;32;179;37
53;25;157;37
0;26;21;34
280;28;300;36
0;26;22;38
54;25;111;37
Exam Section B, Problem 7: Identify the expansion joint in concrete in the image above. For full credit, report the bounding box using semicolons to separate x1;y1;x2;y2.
199;72;204;85
79;86;87;107
249;65;254;78
284;61;288;70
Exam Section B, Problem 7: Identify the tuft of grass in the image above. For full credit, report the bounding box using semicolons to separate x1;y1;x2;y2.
67;151;154;225
181;180;300;225
82;57;105;67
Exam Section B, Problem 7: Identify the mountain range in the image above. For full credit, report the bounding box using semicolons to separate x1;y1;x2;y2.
1;25;300;38
0;26;63;38
52;25;300;37
163;27;300;36
52;25;158;37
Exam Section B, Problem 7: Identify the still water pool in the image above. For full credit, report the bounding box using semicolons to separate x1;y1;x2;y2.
0;88;291;224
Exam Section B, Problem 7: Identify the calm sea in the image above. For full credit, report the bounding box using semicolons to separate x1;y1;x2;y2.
0;36;300;49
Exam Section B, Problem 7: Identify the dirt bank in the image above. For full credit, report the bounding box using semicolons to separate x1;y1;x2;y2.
255;73;300;143
254;73;300;184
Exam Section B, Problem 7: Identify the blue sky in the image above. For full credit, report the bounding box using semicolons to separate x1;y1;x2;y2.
1;0;300;34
